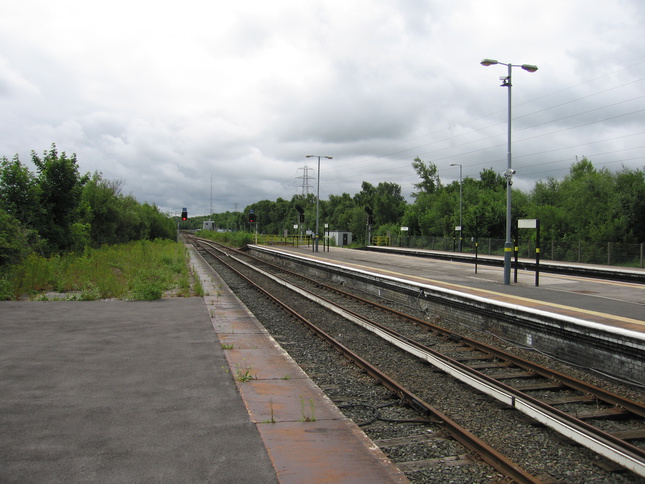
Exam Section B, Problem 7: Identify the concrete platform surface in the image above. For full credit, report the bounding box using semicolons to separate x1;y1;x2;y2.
0;298;278;483
257;245;645;329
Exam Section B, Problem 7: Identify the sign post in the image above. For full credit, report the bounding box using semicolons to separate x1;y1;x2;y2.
324;223;329;252
517;219;541;286
400;227;408;247
473;237;478;274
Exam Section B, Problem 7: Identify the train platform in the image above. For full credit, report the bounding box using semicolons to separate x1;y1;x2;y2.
252;244;645;333
0;244;408;483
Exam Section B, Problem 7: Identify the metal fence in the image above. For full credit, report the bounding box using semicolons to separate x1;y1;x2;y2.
387;235;645;268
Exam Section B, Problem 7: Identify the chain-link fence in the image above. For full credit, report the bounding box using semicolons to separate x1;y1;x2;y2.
387;235;645;268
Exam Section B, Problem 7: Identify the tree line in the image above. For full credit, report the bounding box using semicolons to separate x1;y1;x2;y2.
3;144;642;269
0;144;176;268
197;157;644;247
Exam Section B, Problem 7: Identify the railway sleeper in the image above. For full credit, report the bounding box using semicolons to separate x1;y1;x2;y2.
513;381;569;391
395;454;475;472
465;361;512;370
450;352;497;362
610;428;645;441
373;432;447;447
487;371;537;380
539;394;596;405
570;407;632;420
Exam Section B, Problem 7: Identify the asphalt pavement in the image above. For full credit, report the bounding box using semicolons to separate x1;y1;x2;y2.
0;299;278;483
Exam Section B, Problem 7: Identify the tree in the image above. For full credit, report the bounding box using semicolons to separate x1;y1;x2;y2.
373;182;406;225
477;168;505;191
327;193;355;230
614;167;645;243
81;172;124;246
411;157;441;197
0;154;41;228
0;208;31;267
558;158;619;242
352;181;405;226
32;144;89;253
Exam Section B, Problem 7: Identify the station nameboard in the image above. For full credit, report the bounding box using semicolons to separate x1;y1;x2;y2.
518;219;537;229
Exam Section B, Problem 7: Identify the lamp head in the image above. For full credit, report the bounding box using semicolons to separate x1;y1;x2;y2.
480;59;498;66
521;64;538;73
325;156;333;159
306;155;313;158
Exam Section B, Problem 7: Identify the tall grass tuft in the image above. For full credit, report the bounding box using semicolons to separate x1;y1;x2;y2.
1;239;193;301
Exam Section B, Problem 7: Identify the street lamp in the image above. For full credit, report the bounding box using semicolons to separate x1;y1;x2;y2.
306;154;333;252
449;163;463;252
481;58;538;285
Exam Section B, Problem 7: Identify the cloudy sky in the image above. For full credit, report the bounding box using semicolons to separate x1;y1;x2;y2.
1;1;644;216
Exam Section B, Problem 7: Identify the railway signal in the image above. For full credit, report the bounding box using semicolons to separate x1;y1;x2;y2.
295;204;305;223
181;208;187;221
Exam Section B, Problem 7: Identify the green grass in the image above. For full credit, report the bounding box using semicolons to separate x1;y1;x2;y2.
196;230;253;248
0;239;195;301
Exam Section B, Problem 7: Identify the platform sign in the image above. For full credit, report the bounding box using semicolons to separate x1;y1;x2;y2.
517;219;541;286
518;219;537;229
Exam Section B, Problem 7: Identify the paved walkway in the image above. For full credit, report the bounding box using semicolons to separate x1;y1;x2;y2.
0;298;278;483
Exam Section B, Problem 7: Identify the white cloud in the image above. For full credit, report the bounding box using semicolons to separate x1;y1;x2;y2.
0;0;643;215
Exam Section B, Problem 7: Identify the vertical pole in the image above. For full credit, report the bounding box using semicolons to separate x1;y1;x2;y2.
513;224;518;283
504;62;513;285
535;219;541;287
474;220;479;274
474;241;479;274
315;156;320;253
458;164;463;252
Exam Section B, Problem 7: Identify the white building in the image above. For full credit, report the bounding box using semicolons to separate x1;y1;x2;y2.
328;231;352;247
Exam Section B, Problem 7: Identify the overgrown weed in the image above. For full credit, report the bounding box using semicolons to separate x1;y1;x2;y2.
1;239;194;301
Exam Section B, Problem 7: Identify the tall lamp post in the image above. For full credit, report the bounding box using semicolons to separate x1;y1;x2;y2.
306;154;333;252
449;163;463;252
481;59;538;285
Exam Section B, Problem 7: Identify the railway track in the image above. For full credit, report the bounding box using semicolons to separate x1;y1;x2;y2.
188;236;645;482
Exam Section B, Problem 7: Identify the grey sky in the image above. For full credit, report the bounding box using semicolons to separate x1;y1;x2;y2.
1;1;644;216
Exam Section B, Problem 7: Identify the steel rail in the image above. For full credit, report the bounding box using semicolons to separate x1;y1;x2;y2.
322;283;645;417
192;238;543;484
223;247;645;478
226;238;645;419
